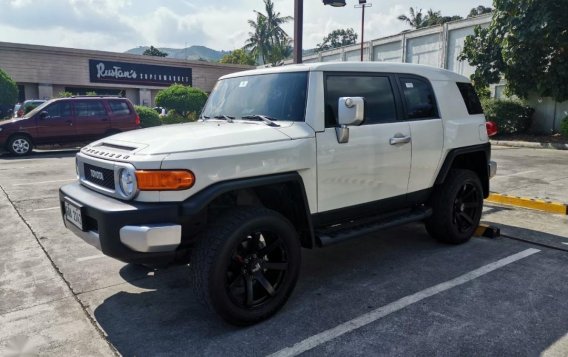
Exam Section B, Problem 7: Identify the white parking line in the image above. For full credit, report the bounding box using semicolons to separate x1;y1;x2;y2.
268;248;541;357
13;179;75;186
76;255;106;262
33;206;60;211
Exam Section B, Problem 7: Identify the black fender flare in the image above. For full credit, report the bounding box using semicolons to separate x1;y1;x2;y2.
181;172;316;248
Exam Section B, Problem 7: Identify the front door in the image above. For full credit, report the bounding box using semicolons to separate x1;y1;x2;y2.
34;101;75;144
316;73;412;214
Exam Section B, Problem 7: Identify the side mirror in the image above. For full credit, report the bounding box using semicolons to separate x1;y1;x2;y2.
39;111;48;119
336;97;365;144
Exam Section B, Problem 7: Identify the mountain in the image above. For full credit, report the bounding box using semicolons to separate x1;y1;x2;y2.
125;46;231;62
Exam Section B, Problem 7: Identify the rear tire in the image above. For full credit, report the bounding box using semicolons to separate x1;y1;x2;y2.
189;207;301;325
8;135;33;156
425;169;483;244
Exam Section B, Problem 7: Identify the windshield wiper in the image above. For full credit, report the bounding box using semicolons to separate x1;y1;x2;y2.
241;114;280;127
214;115;235;123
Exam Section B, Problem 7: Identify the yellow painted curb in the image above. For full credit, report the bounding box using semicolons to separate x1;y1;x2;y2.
486;193;568;215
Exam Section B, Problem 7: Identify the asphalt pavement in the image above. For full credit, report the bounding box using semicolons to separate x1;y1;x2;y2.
1;146;567;356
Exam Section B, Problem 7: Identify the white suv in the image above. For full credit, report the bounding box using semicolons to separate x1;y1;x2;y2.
60;62;496;325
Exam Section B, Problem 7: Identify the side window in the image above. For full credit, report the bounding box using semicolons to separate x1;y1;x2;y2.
45;102;72;118
325;75;397;127
399;77;438;120
75;101;107;117
456;82;483;115
109;101;132;115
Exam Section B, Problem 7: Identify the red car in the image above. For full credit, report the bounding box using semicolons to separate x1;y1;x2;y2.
0;96;140;156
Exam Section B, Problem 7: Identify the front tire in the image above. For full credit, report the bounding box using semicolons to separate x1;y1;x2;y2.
425;169;483;244
190;207;301;325
8;135;33;156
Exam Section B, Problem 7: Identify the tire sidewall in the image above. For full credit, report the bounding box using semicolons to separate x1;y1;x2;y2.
208;211;301;325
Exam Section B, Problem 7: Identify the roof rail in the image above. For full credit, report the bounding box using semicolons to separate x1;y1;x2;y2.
69;95;124;98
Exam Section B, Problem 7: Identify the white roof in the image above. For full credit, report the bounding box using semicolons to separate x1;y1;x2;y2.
220;62;470;82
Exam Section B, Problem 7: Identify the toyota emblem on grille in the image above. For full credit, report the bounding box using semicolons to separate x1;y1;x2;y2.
90;169;104;180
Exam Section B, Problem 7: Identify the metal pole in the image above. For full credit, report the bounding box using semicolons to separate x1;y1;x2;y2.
355;2;372;62
294;0;304;64
360;4;365;61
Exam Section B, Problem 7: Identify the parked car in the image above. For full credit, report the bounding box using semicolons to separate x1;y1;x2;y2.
60;62;496;325
17;100;46;117
0;96;140;155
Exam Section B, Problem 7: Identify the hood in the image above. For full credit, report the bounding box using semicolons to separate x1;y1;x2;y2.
96;120;295;155
0;117;23;126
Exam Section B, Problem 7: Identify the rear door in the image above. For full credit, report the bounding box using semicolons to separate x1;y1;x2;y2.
34;101;75;144
107;100;136;131
316;73;412;214
396;76;444;195
74;100;111;141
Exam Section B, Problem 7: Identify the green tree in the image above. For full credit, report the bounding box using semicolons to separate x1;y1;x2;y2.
0;68;18;106
143;46;168;57
398;8;462;29
467;5;493;18
220;49;257;65
316;28;358;52
397;7;426;29
155;84;208;116
244;0;293;66
459;0;568;102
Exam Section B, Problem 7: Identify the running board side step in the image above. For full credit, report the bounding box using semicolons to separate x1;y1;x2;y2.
316;207;432;247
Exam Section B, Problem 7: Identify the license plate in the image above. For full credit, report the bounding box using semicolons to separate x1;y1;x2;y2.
65;200;83;231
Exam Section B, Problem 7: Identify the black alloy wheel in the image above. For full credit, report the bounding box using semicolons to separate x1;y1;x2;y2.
190;207;301;325
452;182;481;233
226;231;289;309
425;169;483;244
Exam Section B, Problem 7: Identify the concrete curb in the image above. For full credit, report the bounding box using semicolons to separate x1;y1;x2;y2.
491;140;568;150
486;193;568;215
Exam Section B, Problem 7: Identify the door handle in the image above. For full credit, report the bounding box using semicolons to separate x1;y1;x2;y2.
65;120;73;126
389;135;411;145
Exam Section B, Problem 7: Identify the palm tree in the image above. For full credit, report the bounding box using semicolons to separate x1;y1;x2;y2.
244;13;270;64
397;7;426;29
244;0;293;65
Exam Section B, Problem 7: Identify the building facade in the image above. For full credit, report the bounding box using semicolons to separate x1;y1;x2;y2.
0;42;252;107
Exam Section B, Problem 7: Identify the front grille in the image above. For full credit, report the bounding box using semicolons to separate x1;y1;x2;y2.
84;163;115;190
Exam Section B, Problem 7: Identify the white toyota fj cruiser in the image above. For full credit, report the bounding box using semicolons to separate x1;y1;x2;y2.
60;62;497;325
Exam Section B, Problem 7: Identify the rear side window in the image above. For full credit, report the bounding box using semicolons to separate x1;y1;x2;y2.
456;82;483;115
109;101;132;115
399;77;438;120
75;101;107;117
325;75;397;127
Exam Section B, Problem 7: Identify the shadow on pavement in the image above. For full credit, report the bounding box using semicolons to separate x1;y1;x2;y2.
91;223;568;356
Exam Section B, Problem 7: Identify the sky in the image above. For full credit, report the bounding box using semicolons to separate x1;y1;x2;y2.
0;0;493;53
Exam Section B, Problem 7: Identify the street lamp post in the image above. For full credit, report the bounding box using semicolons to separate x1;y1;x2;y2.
293;0;348;64
355;0;372;61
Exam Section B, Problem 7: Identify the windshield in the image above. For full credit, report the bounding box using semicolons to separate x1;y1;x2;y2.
201;72;308;122
23;100;53;118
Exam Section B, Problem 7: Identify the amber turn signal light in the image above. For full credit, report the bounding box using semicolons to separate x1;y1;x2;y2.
135;170;195;191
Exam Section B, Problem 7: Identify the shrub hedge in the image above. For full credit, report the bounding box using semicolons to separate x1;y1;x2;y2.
134;105;162;128
155;84;208;116
560;115;568;138
481;98;534;134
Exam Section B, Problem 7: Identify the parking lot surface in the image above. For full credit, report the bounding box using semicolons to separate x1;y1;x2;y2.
1;146;568;356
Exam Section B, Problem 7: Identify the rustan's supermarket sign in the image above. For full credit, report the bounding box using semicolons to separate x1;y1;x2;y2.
89;59;192;87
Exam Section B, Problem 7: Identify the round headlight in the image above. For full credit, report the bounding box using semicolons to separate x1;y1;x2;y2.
119;168;137;198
